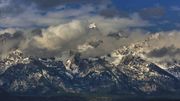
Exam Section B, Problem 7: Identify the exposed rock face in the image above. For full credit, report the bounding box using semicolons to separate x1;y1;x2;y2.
0;32;179;96
88;23;97;29
107;31;128;40
0;50;30;74
0;47;179;96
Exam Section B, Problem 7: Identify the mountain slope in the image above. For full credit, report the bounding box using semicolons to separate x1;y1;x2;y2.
0;47;179;96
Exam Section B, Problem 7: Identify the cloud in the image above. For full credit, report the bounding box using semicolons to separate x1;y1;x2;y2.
29;0;110;9
147;45;180;66
99;8;128;18
0;1;148;28
33;20;87;50
139;6;165;19
135;31;180;67
0;29;25;58
0;28;17;35
171;6;180;11
0;0;150;58
0;0;25;18
147;45;180;58
0;2;107;28
0;0;10;8
0;12;149;58
0;0;111;20
28;15;148;55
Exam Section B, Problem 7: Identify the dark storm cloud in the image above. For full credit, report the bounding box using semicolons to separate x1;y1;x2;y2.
171;6;180;11
0;30;25;57
0;0;110;17
99;8;128;18
147;45;180;58
0;0;114;28
0;0;25;17
25;0;110;9
139;6;165;19
0;14;148;58
0;0;148;58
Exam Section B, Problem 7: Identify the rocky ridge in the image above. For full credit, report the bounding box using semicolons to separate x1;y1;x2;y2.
0;33;179;96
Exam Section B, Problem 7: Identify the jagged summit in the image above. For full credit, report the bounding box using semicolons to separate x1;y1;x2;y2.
0;33;179;96
0;50;30;75
3;49;30;66
0;43;179;96
88;22;97;29
107;31;128;40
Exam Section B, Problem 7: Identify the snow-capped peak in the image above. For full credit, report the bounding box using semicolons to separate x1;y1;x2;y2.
2;49;30;68
88;22;97;29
